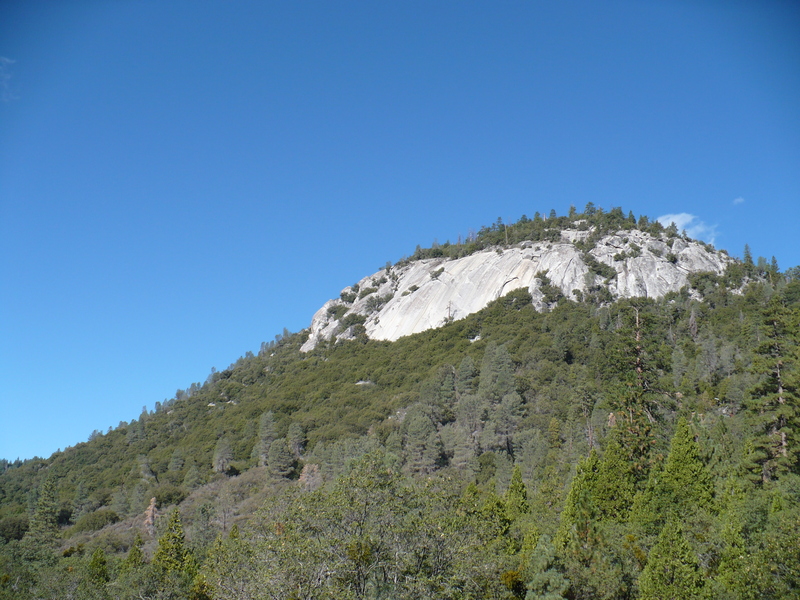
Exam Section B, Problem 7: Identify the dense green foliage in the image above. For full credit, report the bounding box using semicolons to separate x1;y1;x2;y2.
398;203;714;266
1;209;799;598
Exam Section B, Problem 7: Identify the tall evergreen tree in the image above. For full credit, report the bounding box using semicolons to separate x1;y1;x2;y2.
661;418;714;509
256;410;276;467
456;355;478;396
153;508;195;577
212;437;233;474
591;436;636;522
286;422;306;459
20;475;59;563
630;417;714;537
120;533;146;573
479;342;516;405
267;437;296;479
404;406;442;475
524;535;569;600
638;520;706;600
605;302;666;479
505;465;530;522
744;294;799;482
554;452;600;553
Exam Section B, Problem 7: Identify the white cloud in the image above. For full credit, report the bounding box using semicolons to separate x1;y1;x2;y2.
0;57;17;101
733;197;745;205
657;213;718;245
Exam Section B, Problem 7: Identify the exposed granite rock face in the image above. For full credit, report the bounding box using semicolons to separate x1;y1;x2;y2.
300;229;732;352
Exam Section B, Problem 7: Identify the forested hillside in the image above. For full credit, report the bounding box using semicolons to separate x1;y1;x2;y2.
1;208;799;599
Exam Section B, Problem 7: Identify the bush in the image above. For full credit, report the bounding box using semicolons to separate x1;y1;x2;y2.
340;313;367;330
71;508;120;533
365;293;393;313
153;484;187;508
0;514;28;542
327;305;348;321
582;253;617;281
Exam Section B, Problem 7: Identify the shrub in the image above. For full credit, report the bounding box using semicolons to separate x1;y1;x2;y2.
327;305;348;321
365;294;393;313
0;514;28;542
153;484;187;508
71;508;120;533
582;253;617;280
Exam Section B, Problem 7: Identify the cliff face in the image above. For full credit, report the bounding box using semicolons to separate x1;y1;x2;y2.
300;228;731;352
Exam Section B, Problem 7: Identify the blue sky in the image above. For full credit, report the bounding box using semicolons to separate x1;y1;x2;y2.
1;1;798;461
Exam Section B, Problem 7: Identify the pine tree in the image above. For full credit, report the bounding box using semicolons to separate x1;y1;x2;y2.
286;422;306;459
212;436;233;474
660;418;714;510
256;410;276;467
744;294;799;482
743;244;754;271
267;437;296;478
153;508;195;576
591;436;636;522
403;407;442;475
120;532;146;572
524;535;569;600
183;464;202;489
72;480;92;520
605;303;665;479
630;418;714;537
20;475;59;563
456;355;478;396
87;548;110;585
638;520;706;600
554;451;600;553
479;342;516;405
505;465;530;521
492;392;524;455
168;448;185;472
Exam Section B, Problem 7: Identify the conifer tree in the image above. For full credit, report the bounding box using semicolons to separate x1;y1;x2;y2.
121;532;146;572
267;437;296;478
404;407;442;475
87;548;110;586
591;436;636;521
524;535;568;600
256;410;276;467
505;465;530;522
286;422;306;459
167;448;185;472
183;464;202;489
744;294;799;482
153;508;195;577
457;355;478;396
638;520;706;600
606;302;665;479
20;475;59;563
212;437;233;474
491;392;524;454
554;451;599;553
72;480;92;520
661;417;714;509
479;342;515;405
456;393;486;442
630;417;714;537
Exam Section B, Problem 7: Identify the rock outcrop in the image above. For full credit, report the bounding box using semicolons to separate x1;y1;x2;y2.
300;228;732;352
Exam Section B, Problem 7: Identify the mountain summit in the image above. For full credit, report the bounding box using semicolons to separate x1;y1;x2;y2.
302;223;731;351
